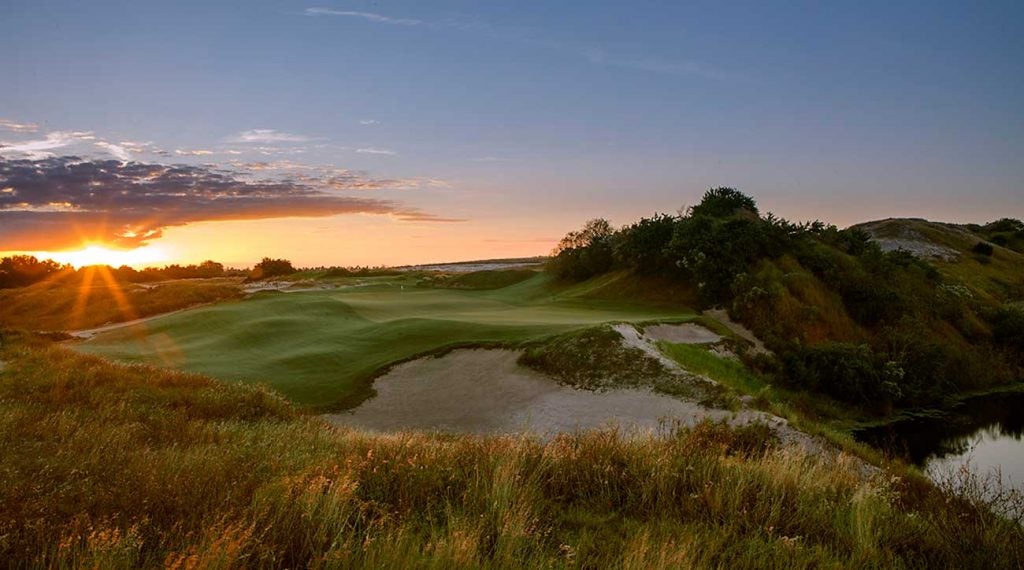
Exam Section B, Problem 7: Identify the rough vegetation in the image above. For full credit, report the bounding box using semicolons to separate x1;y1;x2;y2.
1;331;1021;569
0;268;242;331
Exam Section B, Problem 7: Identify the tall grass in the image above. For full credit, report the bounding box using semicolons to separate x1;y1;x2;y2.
1;331;1021;568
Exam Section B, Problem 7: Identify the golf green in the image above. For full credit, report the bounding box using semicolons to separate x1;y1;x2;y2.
77;275;693;409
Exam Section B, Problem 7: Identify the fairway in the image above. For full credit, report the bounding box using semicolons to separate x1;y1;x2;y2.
77;274;694;409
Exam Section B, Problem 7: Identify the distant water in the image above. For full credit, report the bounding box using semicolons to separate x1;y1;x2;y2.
857;392;1024;509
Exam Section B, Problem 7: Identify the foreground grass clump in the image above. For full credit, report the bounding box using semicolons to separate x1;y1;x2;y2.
1;332;1021;568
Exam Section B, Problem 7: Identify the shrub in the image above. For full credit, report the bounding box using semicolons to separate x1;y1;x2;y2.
781;343;901;406
992;306;1024;350
614;213;678;274
972;241;994;256
250;257;297;280
548;219;616;281
688;187;759;218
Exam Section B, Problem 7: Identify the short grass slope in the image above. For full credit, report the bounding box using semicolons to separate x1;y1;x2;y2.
77;274;692;409
2;332;1021;569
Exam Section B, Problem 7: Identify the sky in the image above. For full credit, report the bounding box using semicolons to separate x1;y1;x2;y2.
1;0;1022;268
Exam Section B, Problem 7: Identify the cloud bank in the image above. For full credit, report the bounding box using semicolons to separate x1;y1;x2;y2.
0;156;460;250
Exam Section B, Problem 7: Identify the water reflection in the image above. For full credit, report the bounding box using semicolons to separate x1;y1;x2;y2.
856;392;1024;494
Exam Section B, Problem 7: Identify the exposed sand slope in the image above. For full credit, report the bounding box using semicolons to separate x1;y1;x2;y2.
328;349;736;438
643;323;721;344
703;309;771;355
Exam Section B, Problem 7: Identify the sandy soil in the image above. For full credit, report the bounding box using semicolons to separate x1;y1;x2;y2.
328;349;737;438
643;323;721;344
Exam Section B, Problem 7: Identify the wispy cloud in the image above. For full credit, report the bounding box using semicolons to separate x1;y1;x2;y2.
357;147;397;156
118;140;155;153
174;148;215;156
226;129;310;144
303;8;731;81
358;119;380;125
0;119;39;133
0;156;461;250
95;141;133;162
304;7;421;26
471;156;514;163
0;131;96;160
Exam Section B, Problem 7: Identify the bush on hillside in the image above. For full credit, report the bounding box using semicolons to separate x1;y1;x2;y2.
972;242;994;256
547;218;616;280
250;257;297;280
782;343;902;406
992;306;1024;350
688;186;759;218
613;213;678;274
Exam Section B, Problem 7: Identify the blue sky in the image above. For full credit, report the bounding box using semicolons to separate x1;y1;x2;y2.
1;1;1022;265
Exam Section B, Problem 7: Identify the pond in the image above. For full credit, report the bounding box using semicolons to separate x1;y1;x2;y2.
856;391;1024;509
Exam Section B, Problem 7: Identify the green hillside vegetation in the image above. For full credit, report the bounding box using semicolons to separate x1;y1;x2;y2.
548;188;1024;418
76;274;694;410
418;268;539;290
2;331;1021;568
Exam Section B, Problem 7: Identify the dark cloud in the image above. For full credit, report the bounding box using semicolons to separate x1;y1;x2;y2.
0;156;461;250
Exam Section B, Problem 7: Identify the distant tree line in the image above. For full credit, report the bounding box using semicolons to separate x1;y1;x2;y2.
0;256;68;289
549;188;1024;414
0;256;234;289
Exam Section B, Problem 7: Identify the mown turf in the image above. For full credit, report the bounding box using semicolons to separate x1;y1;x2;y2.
77;274;693;410
2;332;1021;569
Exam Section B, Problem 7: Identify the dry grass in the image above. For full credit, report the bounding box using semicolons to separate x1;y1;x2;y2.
0;331;1021;568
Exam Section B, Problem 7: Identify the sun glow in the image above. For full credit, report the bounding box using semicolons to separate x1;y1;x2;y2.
38;245;169;269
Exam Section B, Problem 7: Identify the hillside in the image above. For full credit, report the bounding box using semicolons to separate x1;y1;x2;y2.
853;217;1024;304
547;189;1024;418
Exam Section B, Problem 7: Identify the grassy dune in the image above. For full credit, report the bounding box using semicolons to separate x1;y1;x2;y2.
77;274;693;409
2;332;1021;568
0;270;242;331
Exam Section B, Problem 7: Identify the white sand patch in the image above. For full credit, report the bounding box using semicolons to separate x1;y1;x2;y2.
643;323;721;344
328;349;735;438
612;324;683;371
704;309;771;356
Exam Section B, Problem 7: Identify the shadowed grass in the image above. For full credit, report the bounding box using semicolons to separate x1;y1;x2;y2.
2;331;1019;568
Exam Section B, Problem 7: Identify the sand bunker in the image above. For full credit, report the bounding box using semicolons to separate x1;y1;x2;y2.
643;323;721;344
328;349;734;437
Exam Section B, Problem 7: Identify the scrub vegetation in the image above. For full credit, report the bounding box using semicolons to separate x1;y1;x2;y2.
2;331;1021;569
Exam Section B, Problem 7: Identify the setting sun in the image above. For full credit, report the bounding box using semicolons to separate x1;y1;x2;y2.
39;244;169;269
